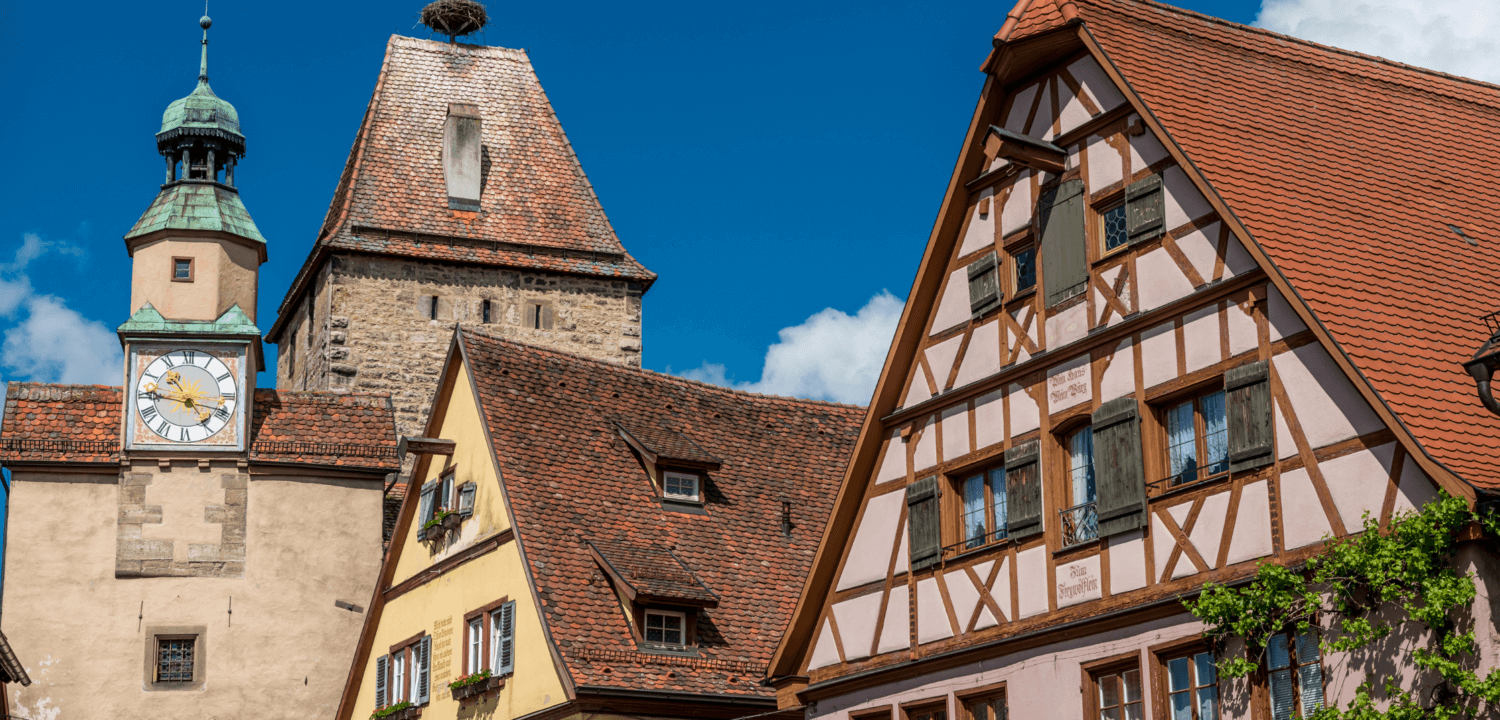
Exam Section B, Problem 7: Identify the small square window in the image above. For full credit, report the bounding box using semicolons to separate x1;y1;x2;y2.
644;609;685;648
663;471;700;502
1101;202;1128;253
155;637;195;682
1094;667;1144;720
1013;246;1037;294
171;258;193;282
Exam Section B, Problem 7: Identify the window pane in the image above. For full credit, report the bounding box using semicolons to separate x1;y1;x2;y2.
1100;674;1121;708
1123;704;1143;720
1101;709;1122;720
1298;664;1325;715
989;468;1008;540
646;627;663;642
967;699;990;720
963;474;987;548
1071;428;1096;504
1168;657;1191;691
1167;401;1198;484
1194;652;1217;686
1103;204;1129;251
1268;633;1291;670
1122;669;1142;703
1015;247;1037;292
1269;669;1295;720
1197;686;1219;720
647;614;663;629
1170;690;1192;720
1295;632;1321;665
1202;391;1228;475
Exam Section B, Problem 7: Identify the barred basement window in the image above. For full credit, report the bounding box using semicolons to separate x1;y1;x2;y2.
156;637;195;683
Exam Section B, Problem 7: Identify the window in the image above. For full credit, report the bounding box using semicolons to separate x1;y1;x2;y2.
957;465;1007;550
960;688;1007;720
1165;389;1228;487
376;636;431;707
1013;245;1037;295
429;295;439;320
391;648;405;702
663;471;700;502
1268;632;1324;720
481;298;492;324
968;252;1001;318
1101;202;1128;254
171;257;193;282
904;702;948;720
644;609;685;648
440;471;455;511
1166;650;1219;720
155;637;195;682
526;301;553;330
1094;667;1144;720
1062;426;1098;546
467;618;483;673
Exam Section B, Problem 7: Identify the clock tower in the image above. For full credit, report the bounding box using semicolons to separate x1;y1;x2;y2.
120;13;263;453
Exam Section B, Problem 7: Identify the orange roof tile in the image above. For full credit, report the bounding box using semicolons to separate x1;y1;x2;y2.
458;329;864;697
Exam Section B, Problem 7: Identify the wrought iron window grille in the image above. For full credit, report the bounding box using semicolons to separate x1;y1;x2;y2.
1059;501;1099;547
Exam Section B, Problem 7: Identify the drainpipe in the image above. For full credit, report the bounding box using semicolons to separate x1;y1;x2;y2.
1463;329;1500;417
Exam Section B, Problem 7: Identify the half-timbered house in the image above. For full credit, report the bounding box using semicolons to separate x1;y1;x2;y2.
335;329;863;720
767;1;1500;719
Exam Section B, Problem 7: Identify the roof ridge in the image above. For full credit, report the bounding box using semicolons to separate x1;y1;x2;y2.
389;34;529;60
1081;0;1500;103
458;326;867;412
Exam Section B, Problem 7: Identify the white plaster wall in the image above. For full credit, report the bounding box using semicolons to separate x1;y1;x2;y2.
1001;171;1034;237
913;417;938;472
1188;492;1232;568
877;585;911;655
916;578;952;644
1140;321;1178;389
989;557;1012;622
1273;343;1383;449
809;619;840;670
1163;166;1213;229
1227;300;1257;357
1100;338;1135;402
1281;467;1336;550
1087;133;1124;189
927;335;964;392
945;568;982;630
1069;57;1125;112
932;268;971;336
1016;546;1049;619
1138;247;1196;312
975;389;1005;450
1267;286;1307;341
954;320;1001;389
941;405;971;463
904;369;932;408
1056;79;1094;137
1033;79;1056;140
876;432;907;484
1004;85;1038;135
836;490;906;591
1009;383;1040;438
1226;480;1274;566
1128;126;1169;172
832;592;885;662
1175;222;1220;284
1183;305;1222;373
1109;530;1147;594
959;188;997;257
1046;300;1088;350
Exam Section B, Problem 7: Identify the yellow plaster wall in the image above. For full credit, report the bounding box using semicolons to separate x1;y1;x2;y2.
352;357;564;720
392;364;511;586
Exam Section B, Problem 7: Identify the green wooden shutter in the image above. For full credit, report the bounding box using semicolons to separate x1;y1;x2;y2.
497;601;516;675
1040;179;1087;306
1226;360;1274;472
1005;441;1043;540
419;484;436;525
968;251;1001;318
906;476;942;570
1092;397;1147;537
416;636;431;704
1126;173;1164;244
375;655;388;708
458;482;476;518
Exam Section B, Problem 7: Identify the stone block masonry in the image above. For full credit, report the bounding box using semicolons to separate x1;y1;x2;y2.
116;462;248;578
280;252;644;439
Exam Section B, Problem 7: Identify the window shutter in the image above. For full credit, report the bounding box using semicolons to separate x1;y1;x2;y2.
1126;173;1165;245
497;601;516;675
419;484;435;525
1226;360;1274;472
375;655;388;708
967;252;1002;318
416;637;431;704
1092;397;1147;537
458;482;476;518
1040;179;1087;306
906;476;942;571
1005;441;1043;540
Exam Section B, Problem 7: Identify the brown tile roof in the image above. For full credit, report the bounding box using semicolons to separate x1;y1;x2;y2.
614;418;722;467
1002;0;1500;489
270;36;654;341
0;383;397;471
458;329;863;697
588;539;720;607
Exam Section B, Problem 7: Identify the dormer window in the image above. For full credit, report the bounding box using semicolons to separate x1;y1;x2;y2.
644;609;686;649
663;471;700;502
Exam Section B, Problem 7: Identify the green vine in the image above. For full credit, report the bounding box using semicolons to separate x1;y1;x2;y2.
1184;493;1500;719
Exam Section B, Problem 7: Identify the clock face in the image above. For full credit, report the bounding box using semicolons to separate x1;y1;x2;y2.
135;348;240;444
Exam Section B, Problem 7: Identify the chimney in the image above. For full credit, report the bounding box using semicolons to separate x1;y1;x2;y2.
443;102;483;212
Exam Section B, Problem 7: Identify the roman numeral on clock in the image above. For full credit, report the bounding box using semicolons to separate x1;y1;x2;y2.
213;406;230;421
217;372;231;383
156;420;170;436
183;351;196;364
141;406;158;422
162;355;175;368
222;391;236;401
179;428;191;443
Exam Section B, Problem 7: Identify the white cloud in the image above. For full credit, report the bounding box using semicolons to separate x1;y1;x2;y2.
681;291;904;405
0;234;121;386
1255;0;1500;83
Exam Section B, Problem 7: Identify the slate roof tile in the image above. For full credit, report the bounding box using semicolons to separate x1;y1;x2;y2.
458;329;863;697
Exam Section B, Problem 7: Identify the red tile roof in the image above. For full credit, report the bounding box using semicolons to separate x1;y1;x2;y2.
588;539;720;607
1003;0;1500;489
270;36;654;341
614;417;723;467
0;383;397;471
458;329;863;697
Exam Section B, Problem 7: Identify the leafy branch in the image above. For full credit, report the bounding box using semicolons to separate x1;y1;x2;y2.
1184;494;1500;719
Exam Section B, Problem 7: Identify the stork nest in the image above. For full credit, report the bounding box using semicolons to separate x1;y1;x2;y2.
420;0;488;38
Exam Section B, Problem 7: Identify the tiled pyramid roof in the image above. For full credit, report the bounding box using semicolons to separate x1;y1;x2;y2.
1003;0;1500;488
458;329;863;697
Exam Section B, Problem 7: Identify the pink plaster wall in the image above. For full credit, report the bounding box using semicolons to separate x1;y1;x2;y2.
1188;491;1231;569
927;335;964;392
1273;343;1383;450
1167;502;1198;580
1223;235;1257;277
1267;286;1307;341
836;490;906;591
1056;555;1103;608
975;389;1005;450
1183;305;1222;373
1046;299;1088;350
1225;480;1274;566
1100;338;1135;402
876;432;907;484
1140;320;1178;389
913;416;938;472
1163;166;1214;229
809;618;839;670
1001;170;1033;236
1275;403;1298;460
946;567;983;628
941;405;970;463
1017;546;1049;619
990;556;1013;622
1069;57;1126;111
1128;124;1169;170
1321;443;1397;531
1032;80;1056;140
1109;530;1148;593
893;525;909;577
932;268;971;336
1281;467;1335;550
954;320;1001;388
1009;383;1040;438
1087;133;1124;190
1056;80;1094;137
959;187;997;257
877;584;910;654
1175;222;1220;285
1393;459;1438;516
917;577;953;644
832;591;885;662
903;369;932;408
1228;300;1257;357
1137;247;1196;312
1004;85;1038;134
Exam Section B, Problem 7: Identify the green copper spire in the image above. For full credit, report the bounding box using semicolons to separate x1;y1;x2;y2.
199;14;210;81
157;12;243;149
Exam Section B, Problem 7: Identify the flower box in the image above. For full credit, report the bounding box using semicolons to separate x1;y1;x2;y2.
440;513;461;531
371;702;420;720
450;674;501;701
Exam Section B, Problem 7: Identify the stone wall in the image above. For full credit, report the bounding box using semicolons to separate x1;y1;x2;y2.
279;253;644;439
116;464;248;578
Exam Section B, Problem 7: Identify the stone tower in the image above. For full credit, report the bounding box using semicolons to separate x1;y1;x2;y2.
267;36;655;441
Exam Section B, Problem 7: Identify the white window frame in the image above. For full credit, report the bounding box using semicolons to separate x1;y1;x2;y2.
662;471;700;502
644;609;687;649
468;618;483;674
391;648;406;703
